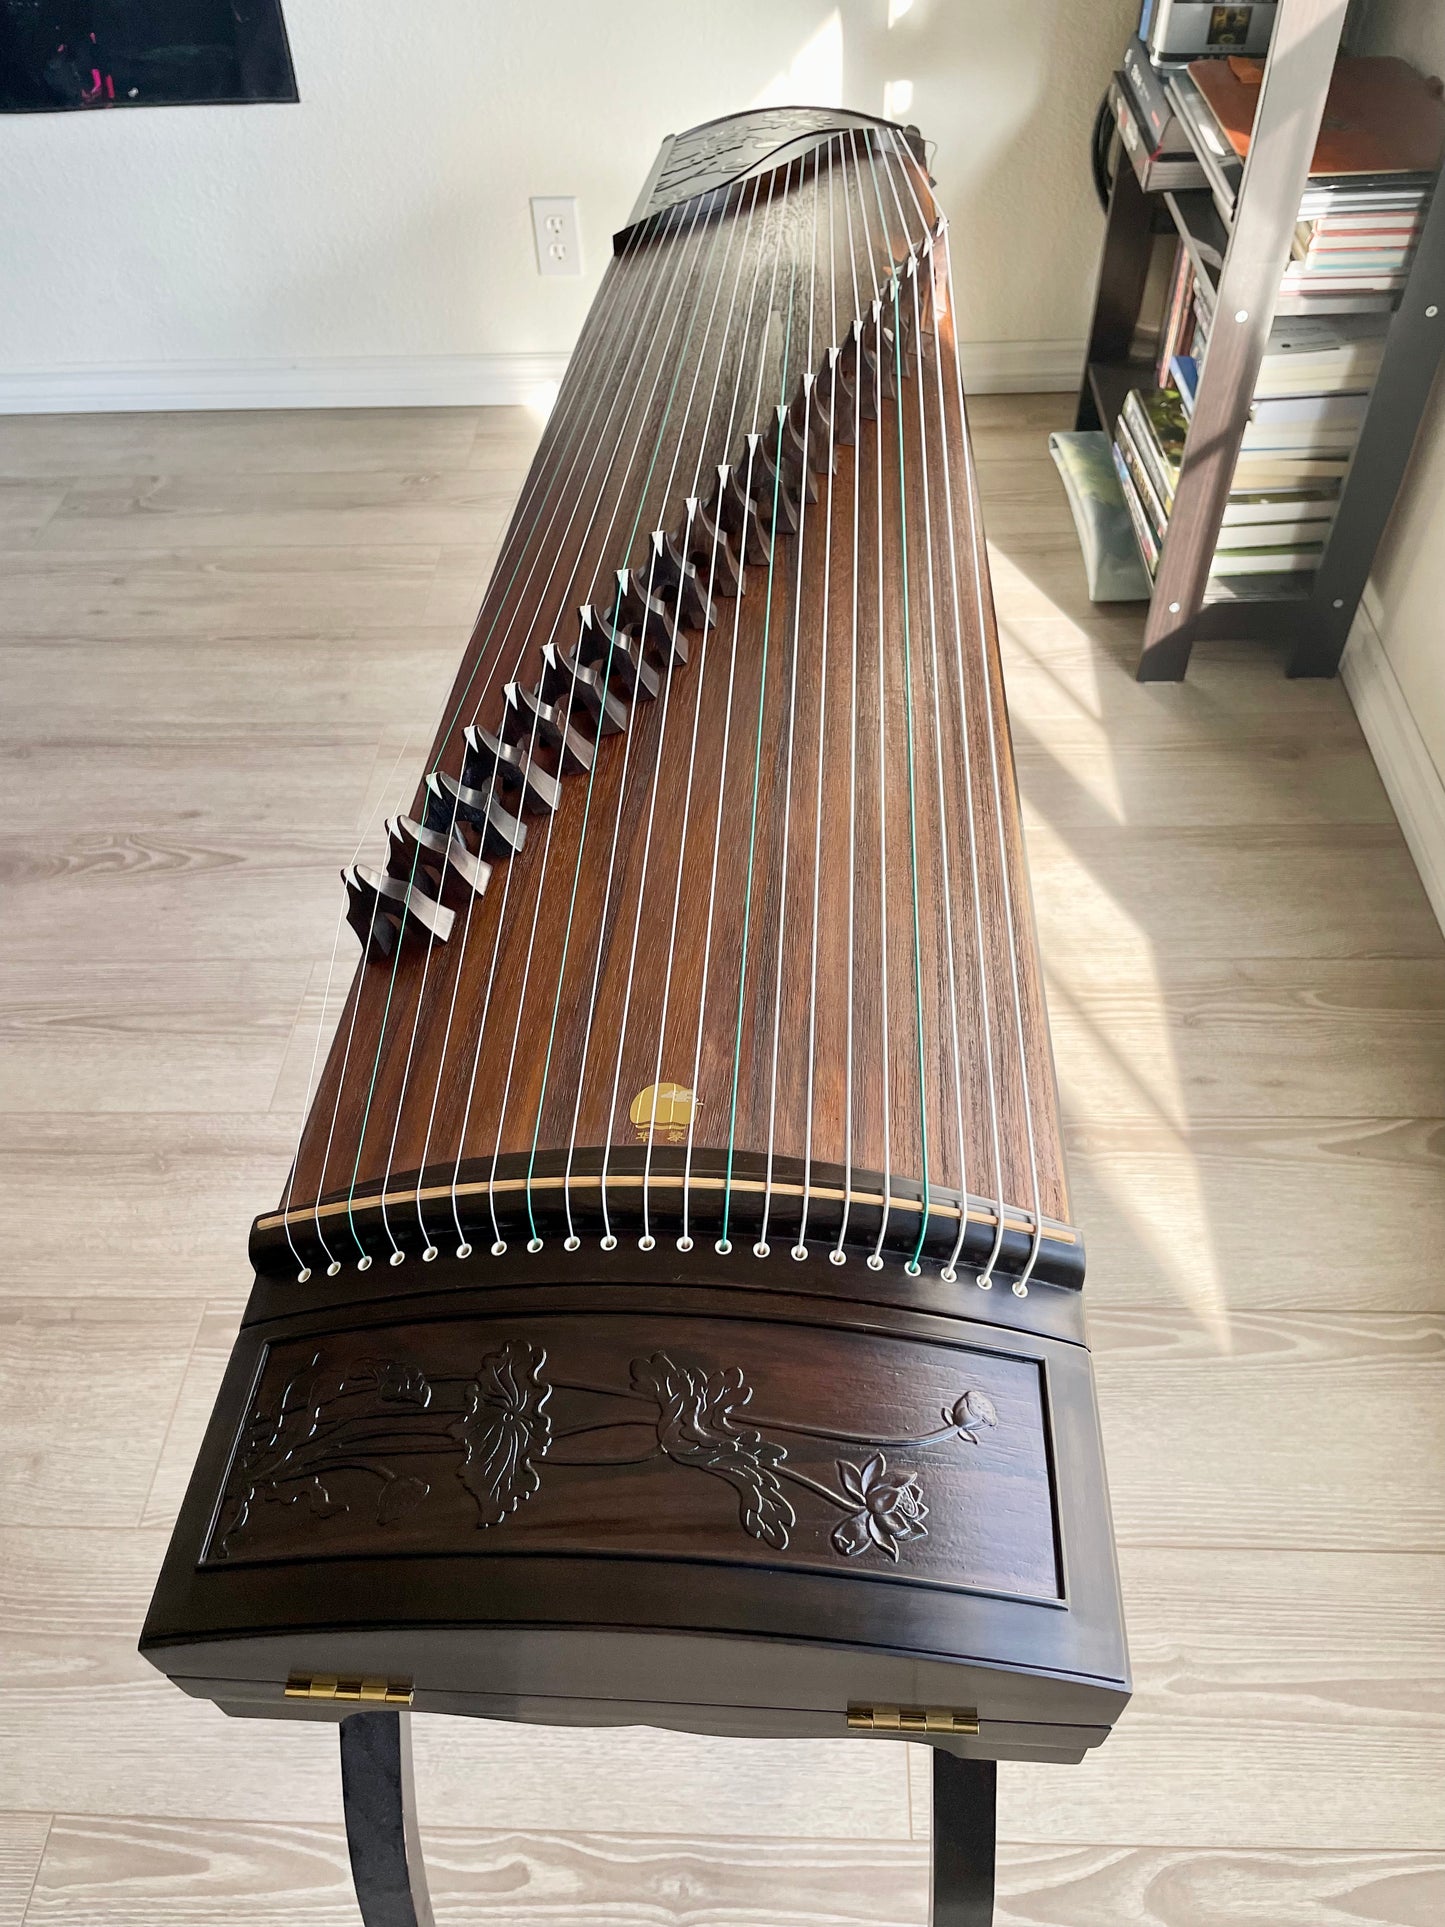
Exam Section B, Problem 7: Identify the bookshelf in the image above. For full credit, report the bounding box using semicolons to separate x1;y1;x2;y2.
1076;0;1445;681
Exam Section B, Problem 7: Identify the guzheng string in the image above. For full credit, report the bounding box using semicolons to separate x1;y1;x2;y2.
578;184;762;1248
355;207;680;1265
893;126;1044;1292
885;130;997;1286
867;136;931;1275
489;188;734;1253
560;173;752;1249
853;134;895;1274
282;724;419;1279
607;170;772;1253
509;186;735;1251
795;134;844;1260
830;128;867;1266
311;243;649;1272
679;165;788;1254
408;203;693;1257
638;174;770;1253
444;193;716;1254
720;157;803;1256
891;149;971;1284
757;145;823;1261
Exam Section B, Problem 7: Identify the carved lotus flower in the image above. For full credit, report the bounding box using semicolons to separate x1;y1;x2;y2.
831;1452;929;1561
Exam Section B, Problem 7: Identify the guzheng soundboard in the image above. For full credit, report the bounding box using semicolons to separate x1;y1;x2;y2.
142;105;1128;1924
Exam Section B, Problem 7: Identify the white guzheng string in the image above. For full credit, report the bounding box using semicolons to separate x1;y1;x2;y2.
368;219;671;1268
885;145;970;1285
854;133;895;1274
505;184;741;1252
678;167;788;1254
569;179;759;1253
404;213;681;1258
876;133;937;1276
309;239;652;1276
470;187;728;1256
337;208;678;1266
442;194;715;1256
878;139;955;1279
892;127;1045;1292
305;243;646;1274
639;168;773;1254
281;725;419;1280
604;168;772;1253
795;136;843;1260
419;203;696;1256
718;157;804;1256
756;147;823;1260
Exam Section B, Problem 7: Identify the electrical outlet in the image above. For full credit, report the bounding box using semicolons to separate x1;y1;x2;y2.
530;196;582;277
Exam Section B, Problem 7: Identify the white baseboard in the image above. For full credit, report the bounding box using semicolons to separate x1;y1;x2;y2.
1343;603;1445;937
959;338;1084;393
0;353;574;414
0;338;1083;414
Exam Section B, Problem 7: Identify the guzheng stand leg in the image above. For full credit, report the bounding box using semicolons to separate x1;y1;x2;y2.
339;1710;435;1927
931;1752;997;1926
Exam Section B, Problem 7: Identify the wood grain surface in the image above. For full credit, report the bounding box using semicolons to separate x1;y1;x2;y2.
1;394;1442;1920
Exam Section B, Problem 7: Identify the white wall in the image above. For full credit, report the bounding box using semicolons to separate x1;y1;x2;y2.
0;0;1133;405
1343;0;1445;926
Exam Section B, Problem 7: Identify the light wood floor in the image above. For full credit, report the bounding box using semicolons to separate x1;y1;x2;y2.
2;395;1443;1925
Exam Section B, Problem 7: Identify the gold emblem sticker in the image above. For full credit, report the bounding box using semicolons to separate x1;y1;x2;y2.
629;1082;700;1142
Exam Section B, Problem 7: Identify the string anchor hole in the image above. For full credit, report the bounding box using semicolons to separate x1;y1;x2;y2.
1012;1280;1029;1297
905;1260;922;1276
326;1261;342;1277
941;1266;957;1284
490;1240;507;1257
564;1235;581;1252
422;1246;439;1263
753;1241;770;1258
715;1238;733;1255
676;1235;694;1253
600;1234;618;1252
357;1255;373;1272
791;1244;808;1262
527;1237;544;1253
456;1242;473;1260
638;1234;655;1251
866;1254;884;1271
388;1250;405;1268
828;1249;847;1266
296;1267;311;1284
977;1273;994;1290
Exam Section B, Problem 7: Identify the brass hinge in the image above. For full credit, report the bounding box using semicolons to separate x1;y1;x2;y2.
847;1703;979;1735
284;1673;414;1706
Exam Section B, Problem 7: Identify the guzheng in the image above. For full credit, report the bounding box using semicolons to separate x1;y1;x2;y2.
143;106;1128;1922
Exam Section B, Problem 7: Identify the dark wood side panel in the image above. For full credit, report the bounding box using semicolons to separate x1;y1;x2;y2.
203;1310;1060;1602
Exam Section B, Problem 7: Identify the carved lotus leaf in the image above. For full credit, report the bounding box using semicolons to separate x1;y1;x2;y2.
375;1475;430;1526
630;1352;797;1550
449;1340;553;1528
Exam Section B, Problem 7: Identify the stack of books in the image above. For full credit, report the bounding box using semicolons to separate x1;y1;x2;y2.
1165;55;1442;315
1112;35;1208;191
1114;312;1387;582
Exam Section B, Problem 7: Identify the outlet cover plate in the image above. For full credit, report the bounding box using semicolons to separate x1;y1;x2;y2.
531;196;582;277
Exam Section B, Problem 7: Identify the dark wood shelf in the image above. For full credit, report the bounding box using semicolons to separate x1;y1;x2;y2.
1086;359;1153;438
